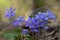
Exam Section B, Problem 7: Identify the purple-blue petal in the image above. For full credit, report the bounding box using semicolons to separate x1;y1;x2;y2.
22;29;28;34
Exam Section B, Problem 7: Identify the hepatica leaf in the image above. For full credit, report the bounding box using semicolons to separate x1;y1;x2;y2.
3;28;22;40
3;33;15;40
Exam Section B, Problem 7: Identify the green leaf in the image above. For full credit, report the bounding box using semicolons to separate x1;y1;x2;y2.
3;29;11;33
3;33;21;40
3;33;15;40
26;35;33;40
3;28;22;40
12;28;21;33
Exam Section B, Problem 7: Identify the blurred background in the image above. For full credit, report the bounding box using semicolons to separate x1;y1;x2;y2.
0;0;60;22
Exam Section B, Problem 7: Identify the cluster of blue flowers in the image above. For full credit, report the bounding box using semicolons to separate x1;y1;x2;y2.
5;7;25;26
4;7;56;34
25;10;56;33
13;16;25;27
5;7;16;19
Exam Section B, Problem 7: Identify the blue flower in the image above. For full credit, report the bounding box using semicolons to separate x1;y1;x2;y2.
45;10;56;20
31;29;40;33
40;22;45;28
22;29;28;35
5;7;16;19
26;17;39;28
44;26;49;30
35;13;45;20
45;17;49;20
13;16;25;26
25;17;32;27
35;10;56;21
